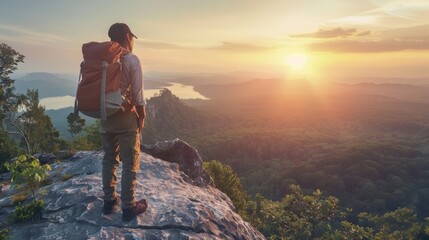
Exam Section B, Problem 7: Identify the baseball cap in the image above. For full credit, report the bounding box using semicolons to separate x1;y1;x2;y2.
108;23;137;42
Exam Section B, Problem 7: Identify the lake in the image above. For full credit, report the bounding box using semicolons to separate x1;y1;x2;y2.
40;82;208;110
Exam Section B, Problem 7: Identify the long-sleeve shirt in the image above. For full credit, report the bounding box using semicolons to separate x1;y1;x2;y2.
120;51;145;106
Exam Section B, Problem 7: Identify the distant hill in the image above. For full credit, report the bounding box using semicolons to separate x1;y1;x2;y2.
44;89;207;140
196;78;429;104
142;89;212;144
15;72;77;98
144;71;262;86
41;78;429;139
195;78;293;99
336;83;429;104
15;72;171;99
336;77;429;85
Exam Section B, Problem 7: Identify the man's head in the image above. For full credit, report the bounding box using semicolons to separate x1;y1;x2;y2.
108;23;137;51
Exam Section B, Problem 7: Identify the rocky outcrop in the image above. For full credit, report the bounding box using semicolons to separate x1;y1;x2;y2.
33;153;56;164
141;138;214;187
0;140;265;240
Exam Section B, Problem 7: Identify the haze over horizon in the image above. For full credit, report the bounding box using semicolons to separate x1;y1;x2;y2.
1;0;428;83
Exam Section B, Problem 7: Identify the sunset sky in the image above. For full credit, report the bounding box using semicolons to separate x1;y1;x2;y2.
0;0;428;82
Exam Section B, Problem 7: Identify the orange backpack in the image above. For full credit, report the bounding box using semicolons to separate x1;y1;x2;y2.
74;41;128;120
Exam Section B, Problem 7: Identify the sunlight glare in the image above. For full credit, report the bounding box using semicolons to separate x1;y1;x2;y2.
286;54;308;70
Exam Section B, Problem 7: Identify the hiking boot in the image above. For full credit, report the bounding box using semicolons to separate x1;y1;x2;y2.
122;199;148;222
103;195;120;214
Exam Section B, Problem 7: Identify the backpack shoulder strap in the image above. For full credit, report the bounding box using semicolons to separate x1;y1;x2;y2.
74;62;84;117
100;61;109;120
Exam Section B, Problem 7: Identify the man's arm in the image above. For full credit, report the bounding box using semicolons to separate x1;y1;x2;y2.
136;105;145;131
128;54;146;131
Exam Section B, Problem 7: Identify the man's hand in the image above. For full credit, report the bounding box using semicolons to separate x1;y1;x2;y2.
136;105;146;132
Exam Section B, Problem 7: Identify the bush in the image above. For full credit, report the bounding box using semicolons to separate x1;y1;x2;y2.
4;154;51;201
4;155;50;225
425;218;429;235
12;199;44;223
0;228;10;240
203;160;249;217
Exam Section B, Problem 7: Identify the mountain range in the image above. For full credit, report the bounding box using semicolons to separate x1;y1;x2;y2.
15;72;77;98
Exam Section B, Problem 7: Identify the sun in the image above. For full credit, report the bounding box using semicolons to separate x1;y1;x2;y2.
286;54;308;70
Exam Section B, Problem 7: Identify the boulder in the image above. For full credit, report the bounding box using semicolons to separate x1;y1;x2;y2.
141;138;214;187
33;153;57;164
54;150;76;160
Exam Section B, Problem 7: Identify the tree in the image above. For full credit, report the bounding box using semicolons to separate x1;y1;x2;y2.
284;185;341;239
0;43;24;125
66;113;85;138
7;89;60;154
67;120;101;151
1;44;61;155
249;185;340;239
83;120;101;150
247;185;429;240
0;43;24;164
0;130;19;172
357;208;426;239
203;160;249;217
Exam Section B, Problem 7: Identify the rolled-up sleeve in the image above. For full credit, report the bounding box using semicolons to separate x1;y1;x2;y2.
129;55;145;106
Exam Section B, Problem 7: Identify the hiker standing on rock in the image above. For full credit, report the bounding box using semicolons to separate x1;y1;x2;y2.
100;23;147;221
76;22;147;221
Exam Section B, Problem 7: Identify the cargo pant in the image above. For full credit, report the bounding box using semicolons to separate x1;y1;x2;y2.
100;110;140;209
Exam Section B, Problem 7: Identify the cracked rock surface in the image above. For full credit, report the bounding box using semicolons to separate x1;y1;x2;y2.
0;141;265;240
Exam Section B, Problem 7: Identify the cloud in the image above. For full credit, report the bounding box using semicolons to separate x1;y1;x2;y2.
137;40;187;50
0;23;72;44
356;30;372;37
308;37;429;53
329;0;429;28
376;0;429;20
209;42;274;52
291;27;371;38
136;40;274;52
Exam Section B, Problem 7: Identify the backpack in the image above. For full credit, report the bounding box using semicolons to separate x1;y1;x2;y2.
74;41;128;120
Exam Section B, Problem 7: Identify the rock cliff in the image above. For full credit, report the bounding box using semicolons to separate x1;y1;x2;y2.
0;139;265;240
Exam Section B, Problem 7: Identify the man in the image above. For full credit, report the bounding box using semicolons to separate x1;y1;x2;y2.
101;23;147;222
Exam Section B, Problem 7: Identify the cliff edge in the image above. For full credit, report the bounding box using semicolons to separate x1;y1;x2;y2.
0;139;265;240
